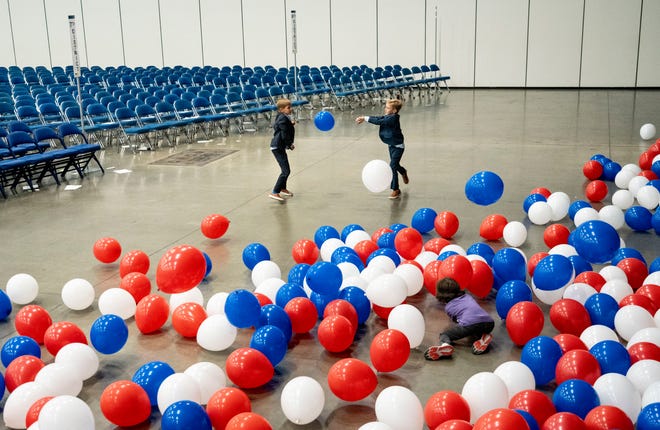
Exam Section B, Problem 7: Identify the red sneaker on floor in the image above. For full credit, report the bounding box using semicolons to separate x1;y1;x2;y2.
472;333;493;355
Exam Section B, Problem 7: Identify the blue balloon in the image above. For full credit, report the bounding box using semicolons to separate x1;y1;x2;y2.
314;225;340;248
638;402;660;430
514;409;540;430
649;179;660;193
465;170;504;206
250;324;287;366
1;336;41;367
467;242;495;266
411;207;437;234
287;263;311;286
305;261;342;296
591;153;611;164
437;251;458;261
340;223;364;242
568;200;591;220
584;293;619;329
532;254;574;291
652;161;660;178
492;248;527;281
310;291;338;319
241;242;270;270
90;314;128;354
275;283;307;308
225;289;261;328
389;223;408;233
377;232;396;249
331;246;365;270
367;247;401;267
523;193;547;213
0;372;4;400
625;206;653;231
202;252;212;277
339;286;371;325
0;290;12;321
520;336;563;386
653;210;660;235
258;304;293;341
162;400;212;430
495;280;533;319
589;340;631;375
314;110;335;132
572;220;620;264
650;257;660;274
568;255;592;275
132;361;175;406
611;247;647;266
602;161;622;181
552;379;600;419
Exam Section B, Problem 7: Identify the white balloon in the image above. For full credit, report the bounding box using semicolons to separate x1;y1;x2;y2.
3;382;50;429
612;189;635;210
337;262;361;281
461;372;509;422
359;423;394;430
655;309;660;328
414;251;438;268
340;275;368;291
387;304;425;348
599;205;625;230
593;373;641;423
6;273;39;305
601;279;634;303
61;278;95;310
360;266;386;283
280;376;325;425
28;422;39;430
320;238;344;262
205;292;229;315
573;207;599;226
368;255;397;274
627;359;660;394
393;264;423;296
170;287;204;314
493;361;535;399
197;314;237;351
580;324;619;349
548;244;578;257
636;185;660;210
628;327;660;349
615;305;655;341
532;280;566;305
255;277;285;303
54;343;99;381
502;221;527;247
362;160;393;193
98;287;136;319
547;191;571;221
366;274;407;308
251;260;281;287
375;386;424;430
615;170;637;190
184;362;226;405
37;395;94;430
466;254;487;264
644;272;660;286
528;201;553;225
34;362;83;396
156;373;201;413
628;176;650;197
622;163;642;175
642;381;660;408
599;265;628;282
439;244;467;256
563;283;598;305
345;229;371;248
640;123;656;140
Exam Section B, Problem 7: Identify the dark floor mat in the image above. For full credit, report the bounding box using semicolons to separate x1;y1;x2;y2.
150;149;238;167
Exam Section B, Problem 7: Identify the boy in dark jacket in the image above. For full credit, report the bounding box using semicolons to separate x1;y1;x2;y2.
269;98;296;201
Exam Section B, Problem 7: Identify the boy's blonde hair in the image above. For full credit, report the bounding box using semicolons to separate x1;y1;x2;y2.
276;98;292;110
387;99;403;112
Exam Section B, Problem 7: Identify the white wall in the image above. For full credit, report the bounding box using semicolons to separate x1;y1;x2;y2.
0;0;658;87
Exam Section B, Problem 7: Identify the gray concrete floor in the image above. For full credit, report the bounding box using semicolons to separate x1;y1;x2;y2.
0;88;659;429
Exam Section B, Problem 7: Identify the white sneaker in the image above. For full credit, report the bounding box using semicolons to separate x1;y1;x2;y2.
280;189;293;197
424;343;454;360
268;193;284;201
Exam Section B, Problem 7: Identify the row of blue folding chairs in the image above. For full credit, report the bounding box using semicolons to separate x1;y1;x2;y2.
0;122;104;198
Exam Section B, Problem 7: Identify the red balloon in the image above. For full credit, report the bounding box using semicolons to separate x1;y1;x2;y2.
100;380;151;427
206;387;252;430
542;412;586;430
531;187;552;198
637;284;660;308
119;272;152;303
468;259;494;298
574;272;606;292
619;293;657;315
639;151;655;170
317;315;354;352
528;252;550;277
424;390;471;428
93;237;122;263
550;299;591;336
14;305;52;344
371;226;393;243
440;255;473;290
25;396;53;428
640;169;658;180
479;214;507;241
225;412;272;430
372;303;396;320
434;211;460;239
473;408;530;430
225;348;274;389
369;329;410;372
616;258;648;290
156;244;206;294
4;355;45;392
423;260;444;295
43;321;88;356
424;237;451;254
553;333;588;354
394;227;424;260
323;299;358;333
291;238;319;265
544;224;570;248
171;302;207;338
284;297;318;333
506;301;544;346
555;349;601;385
353;240;379;265
327;358;377;401
509;389;557;427
201;213;230;239
585;180;608;202
135;294;170;334
254;292;273;307
582;160;603;180
436;420;473;430
584;405;633;430
627;341;660;364
119;249;150;277
401;259;424;273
